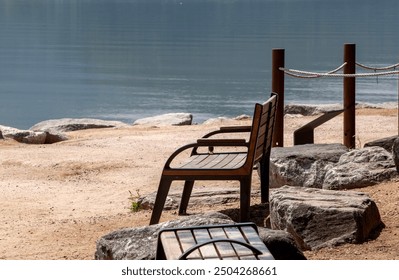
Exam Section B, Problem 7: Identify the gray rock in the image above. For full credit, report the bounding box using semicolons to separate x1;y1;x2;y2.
0;129;3;140
133;113;192;126
43;131;69;144
364;135;399;151
95;212;235;260
30;118;129;133
270;186;383;251
284;102;396;116
138;187;260;211
284;104;342;116
95;212;305;260
323;146;397;190
393;138;399;173
257;227;306;260
269;144;348;188
0;125;47;144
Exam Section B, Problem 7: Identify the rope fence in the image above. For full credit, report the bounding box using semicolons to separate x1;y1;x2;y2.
280;62;399;79
271;45;399;149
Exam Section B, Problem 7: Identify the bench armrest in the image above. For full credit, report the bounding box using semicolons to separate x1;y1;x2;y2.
219;125;252;133
201;125;251;139
197;138;247;146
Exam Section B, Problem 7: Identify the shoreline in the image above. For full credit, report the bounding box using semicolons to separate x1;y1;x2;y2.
1;101;397;132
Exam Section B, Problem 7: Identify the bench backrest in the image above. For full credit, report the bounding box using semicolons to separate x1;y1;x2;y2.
246;93;278;167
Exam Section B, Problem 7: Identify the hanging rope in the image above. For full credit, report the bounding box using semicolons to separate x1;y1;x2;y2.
280;65;399;79
355;62;399;71
279;63;347;79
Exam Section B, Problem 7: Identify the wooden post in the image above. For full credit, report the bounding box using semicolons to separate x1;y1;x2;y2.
272;49;285;147
343;44;356;149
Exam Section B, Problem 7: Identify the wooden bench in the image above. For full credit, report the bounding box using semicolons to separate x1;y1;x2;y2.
149;94;278;225
156;223;275;260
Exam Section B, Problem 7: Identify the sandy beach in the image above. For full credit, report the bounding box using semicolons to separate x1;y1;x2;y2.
0;107;398;260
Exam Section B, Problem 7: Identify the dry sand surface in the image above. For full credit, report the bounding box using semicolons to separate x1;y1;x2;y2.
0;108;398;260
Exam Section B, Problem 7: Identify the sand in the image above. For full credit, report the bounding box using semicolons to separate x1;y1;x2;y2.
0;108;398;260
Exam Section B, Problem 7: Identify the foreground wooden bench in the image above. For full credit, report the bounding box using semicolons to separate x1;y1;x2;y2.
149;94;278;225
156;223;275;260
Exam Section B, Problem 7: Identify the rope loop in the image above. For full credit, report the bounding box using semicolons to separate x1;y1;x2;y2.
280;61;399;79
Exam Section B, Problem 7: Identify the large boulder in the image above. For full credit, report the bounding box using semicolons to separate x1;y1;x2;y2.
30;118;129;133
133;113;192;126
95;212;305;260
269;144;348;188
270;144;397;190
270;186;383;251
323;146;397;190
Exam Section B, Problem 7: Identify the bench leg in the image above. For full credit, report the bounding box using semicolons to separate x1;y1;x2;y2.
239;177;252;222
259;157;270;203
179;180;195;215
149;177;173;225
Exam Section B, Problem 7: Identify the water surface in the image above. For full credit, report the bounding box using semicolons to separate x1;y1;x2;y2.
0;0;398;129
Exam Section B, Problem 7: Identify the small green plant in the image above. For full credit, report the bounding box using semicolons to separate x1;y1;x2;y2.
129;189;142;213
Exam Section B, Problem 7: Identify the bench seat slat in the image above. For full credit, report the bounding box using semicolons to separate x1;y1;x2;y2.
240;227;275;260
192;229;219;259
178;153;247;170
159;231;183;260
208;228;239;260
223;227;257;260
177;230;202;259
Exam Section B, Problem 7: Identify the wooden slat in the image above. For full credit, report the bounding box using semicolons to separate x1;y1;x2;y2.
222;153;246;169
176;230;202;259
181;154;219;169
179;154;208;168
159;231;183;260
192;229;219;259
240;227;275;260
224;227;257;260
201;154;231;169
181;154;247;170
208;228;239;260
210;154;240;169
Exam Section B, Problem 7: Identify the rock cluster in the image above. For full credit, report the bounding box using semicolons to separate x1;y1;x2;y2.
95;212;306;260
1;113;193;144
270;144;397;190
0;118;129;144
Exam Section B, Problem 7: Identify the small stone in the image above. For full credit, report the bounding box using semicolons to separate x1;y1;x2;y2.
133;113;192;126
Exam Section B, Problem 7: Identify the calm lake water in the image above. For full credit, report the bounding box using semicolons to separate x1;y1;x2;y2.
1;0;398;129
